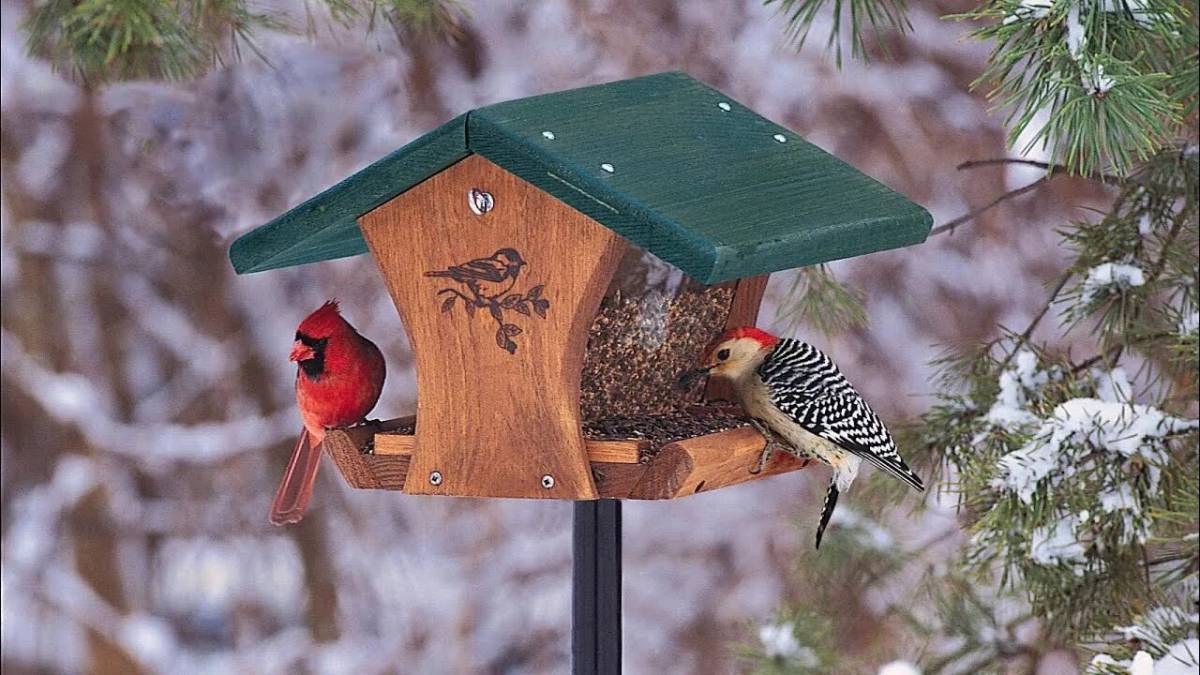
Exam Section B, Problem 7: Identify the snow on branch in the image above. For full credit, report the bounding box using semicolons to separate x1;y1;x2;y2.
1080;262;1146;304
980;349;1048;430
1;328;295;470
947;347;1198;587
996;396;1197;504
118;275;236;374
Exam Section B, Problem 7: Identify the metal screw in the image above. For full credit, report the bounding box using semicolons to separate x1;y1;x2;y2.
773;133;787;143
542;130;556;140
541;474;555;489
429;471;443;486
600;163;615;173
717;102;731;111
468;188;494;215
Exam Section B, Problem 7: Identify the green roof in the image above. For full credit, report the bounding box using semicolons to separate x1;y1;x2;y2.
229;72;932;284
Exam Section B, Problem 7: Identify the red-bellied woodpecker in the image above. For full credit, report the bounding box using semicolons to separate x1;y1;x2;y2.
681;327;924;548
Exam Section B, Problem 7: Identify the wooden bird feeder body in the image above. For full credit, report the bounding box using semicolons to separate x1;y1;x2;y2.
229;72;932;501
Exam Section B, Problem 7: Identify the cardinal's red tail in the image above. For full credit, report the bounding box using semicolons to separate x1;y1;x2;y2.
269;429;322;526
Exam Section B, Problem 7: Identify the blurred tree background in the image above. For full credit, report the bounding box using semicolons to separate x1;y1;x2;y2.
2;1;1196;674
750;1;1199;674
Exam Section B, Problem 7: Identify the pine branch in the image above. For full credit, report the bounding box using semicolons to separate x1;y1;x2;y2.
932;147;1190;239
956;158;1128;186
774;264;868;337
768;1;1199;665
21;0;469;83
997;273;1072;371
1145;206;1191;284
929;176;1050;237
768;0;912;65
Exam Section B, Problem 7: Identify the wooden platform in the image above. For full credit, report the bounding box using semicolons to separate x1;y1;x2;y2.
322;415;813;500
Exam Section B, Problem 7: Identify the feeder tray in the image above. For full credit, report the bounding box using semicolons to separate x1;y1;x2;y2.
229;72;931;501
324;409;811;499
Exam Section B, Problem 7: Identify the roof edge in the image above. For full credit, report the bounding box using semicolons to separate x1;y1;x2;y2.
708;209;932;282
229;113;470;274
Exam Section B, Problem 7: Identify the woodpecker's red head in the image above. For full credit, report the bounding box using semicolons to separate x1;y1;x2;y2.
680;326;780;386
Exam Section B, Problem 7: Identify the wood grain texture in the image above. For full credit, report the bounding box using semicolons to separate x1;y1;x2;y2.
704;274;769;403
231;73;933;282
323;418;413;490
724;275;770;328
629;426;812;499
360;154;627;499
325;429;643;495
584;440;646;464
371;434;415;456
591;462;649;498
324;421;811;498
372;433;644;464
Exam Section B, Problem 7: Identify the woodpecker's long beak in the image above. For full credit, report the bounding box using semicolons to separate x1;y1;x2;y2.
289;341;315;363
677;365;713;388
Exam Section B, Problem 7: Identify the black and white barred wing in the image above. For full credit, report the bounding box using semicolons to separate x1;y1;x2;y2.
783;392;924;492
760;339;925;493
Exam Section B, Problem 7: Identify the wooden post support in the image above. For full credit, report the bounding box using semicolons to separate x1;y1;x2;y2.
359;154;627;499
573;500;622;675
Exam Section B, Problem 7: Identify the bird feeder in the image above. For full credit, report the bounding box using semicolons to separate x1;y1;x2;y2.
228;72;932;503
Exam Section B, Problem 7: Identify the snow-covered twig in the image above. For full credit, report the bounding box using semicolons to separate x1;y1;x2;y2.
1;328;295;470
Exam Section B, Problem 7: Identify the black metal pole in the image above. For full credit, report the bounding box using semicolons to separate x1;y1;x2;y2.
572;499;622;674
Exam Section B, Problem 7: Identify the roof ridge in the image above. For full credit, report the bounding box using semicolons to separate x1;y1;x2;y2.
467;106;719;280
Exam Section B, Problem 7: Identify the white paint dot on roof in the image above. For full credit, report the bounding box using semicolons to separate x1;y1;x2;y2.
773;133;787;143
717;102;732;111
600;163;615;173
542;131;556;140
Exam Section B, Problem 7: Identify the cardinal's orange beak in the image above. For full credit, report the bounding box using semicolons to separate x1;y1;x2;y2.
290;341;315;362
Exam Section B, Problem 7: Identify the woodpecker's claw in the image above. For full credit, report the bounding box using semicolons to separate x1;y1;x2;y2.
748;418;783;474
750;445;772;474
747;418;806;473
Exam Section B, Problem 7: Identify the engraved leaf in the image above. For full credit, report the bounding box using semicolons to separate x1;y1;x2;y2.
441;296;456;313
513;300;531;316
503;323;523;337
489;303;504;322
528;284;544;300
464;302;477;318
495;327;508;350
532;299;550;318
501;294;518;309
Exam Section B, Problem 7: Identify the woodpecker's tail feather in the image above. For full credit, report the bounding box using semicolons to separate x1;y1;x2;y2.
423;270;454;278
815;481;840;549
856;451;925;493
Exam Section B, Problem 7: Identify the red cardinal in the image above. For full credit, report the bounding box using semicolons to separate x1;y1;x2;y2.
269;301;385;525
